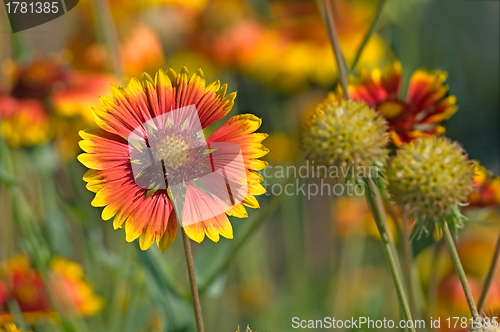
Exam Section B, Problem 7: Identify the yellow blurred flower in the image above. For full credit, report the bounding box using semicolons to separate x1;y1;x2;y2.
263;133;299;163
0;324;32;332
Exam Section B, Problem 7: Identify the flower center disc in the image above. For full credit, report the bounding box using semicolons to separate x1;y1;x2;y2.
146;125;208;185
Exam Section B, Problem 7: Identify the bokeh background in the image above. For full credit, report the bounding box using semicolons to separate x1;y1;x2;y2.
0;0;499;331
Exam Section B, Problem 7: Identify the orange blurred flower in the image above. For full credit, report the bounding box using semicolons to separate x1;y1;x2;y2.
120;24;165;77
69;21;165;77
437;275;482;323
419;228;500;331
0;256;103;325
332;196;400;240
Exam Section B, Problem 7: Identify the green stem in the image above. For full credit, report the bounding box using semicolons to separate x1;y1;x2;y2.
0;16;12;91
441;222;480;320
380;187;403;239
427;240;442;326
365;179;415;331
477;230;500;313
349;0;387;73
181;229;205;332
401;207;419;330
320;0;349;98
91;0;125;82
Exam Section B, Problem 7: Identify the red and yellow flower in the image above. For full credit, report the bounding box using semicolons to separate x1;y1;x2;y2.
78;67;268;250
0;256;103;325
337;61;457;145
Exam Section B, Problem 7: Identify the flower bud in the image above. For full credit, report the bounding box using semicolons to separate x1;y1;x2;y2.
388;137;474;226
302;95;389;180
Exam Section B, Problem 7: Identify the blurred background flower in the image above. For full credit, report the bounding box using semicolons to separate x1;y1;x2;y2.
0;256;102;325
0;0;498;331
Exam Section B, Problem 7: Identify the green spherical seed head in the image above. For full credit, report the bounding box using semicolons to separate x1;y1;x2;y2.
387;137;474;223
302;96;389;179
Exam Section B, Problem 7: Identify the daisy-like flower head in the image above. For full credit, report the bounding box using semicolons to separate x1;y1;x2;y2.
335;61;457;145
301;95;388;180
387;137;474;235
78;67;269;250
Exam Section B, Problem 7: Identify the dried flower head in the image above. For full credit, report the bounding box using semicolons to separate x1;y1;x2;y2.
302;95;389;180
387;137;474;233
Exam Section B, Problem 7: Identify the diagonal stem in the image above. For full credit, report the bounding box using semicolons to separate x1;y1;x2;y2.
477;230;500;313
350;0;387;73
320;0;349;98
442;221;479;320
181;228;205;332
402;207;419;329
365;179;415;331
427;240;443;325
91;0;126;83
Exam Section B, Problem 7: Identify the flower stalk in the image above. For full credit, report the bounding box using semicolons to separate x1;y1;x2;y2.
181;228;205;332
318;1;414;325
365;179;416;332
477;230;500;312
441;221;480;320
350;0;387;73
91;0;125;82
401;207;419;325
321;0;349;98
